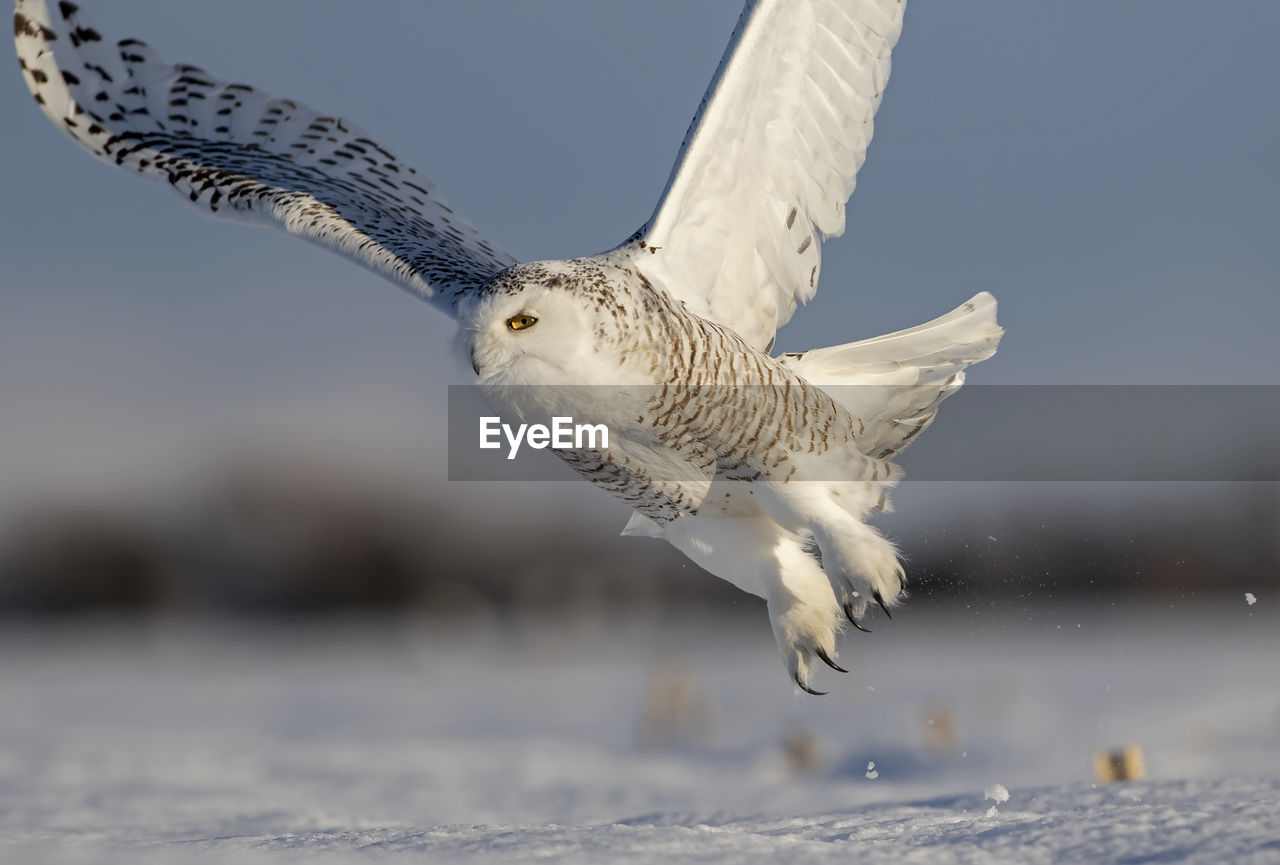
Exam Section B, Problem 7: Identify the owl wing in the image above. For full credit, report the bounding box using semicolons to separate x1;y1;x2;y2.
14;0;514;315
618;0;906;352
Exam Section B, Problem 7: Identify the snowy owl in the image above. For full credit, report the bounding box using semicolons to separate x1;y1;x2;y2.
15;0;1002;694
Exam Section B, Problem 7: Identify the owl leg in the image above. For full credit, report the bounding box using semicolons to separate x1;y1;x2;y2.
663;514;844;695
763;536;847;695
753;483;906;622
816;518;905;622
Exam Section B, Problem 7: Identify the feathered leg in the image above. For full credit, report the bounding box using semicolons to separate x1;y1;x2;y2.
663;513;846;695
754;481;906;622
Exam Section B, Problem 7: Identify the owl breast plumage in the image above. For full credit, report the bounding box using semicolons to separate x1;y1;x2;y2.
473;257;892;528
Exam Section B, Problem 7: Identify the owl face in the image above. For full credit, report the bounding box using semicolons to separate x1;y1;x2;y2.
463;264;598;386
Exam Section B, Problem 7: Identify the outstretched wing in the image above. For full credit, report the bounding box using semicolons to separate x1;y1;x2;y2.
619;0;906;352
14;0;514;314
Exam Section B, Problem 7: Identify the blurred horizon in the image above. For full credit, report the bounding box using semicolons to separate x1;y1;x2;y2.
1;450;1272;615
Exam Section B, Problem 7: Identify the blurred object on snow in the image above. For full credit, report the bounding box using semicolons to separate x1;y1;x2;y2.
636;664;716;748
923;703;959;756
781;726;822;775
1093;745;1146;783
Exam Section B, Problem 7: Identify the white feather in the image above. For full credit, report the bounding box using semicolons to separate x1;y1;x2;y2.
622;0;907;351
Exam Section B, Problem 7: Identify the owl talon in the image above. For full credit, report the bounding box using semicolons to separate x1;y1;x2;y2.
873;590;893;619
794;674;827;696
843;602;872;632
815;646;848;673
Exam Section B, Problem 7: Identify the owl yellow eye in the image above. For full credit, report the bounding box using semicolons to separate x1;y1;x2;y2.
507;314;538;331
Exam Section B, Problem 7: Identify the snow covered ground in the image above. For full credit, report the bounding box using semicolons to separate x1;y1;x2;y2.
0;597;1276;863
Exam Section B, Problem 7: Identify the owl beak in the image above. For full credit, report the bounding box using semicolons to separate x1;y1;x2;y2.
470;346;481;377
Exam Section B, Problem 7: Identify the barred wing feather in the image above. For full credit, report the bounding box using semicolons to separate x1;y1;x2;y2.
13;0;514;314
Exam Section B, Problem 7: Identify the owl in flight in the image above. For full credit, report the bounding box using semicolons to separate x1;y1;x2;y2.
16;0;1002;694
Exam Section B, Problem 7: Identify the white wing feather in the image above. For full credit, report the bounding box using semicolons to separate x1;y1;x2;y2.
13;0;515;315
620;0;906;351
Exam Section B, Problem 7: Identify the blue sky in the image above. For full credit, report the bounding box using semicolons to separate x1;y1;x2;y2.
1;0;1276;521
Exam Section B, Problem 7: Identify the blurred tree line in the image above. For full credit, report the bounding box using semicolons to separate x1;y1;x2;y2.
0;458;1273;616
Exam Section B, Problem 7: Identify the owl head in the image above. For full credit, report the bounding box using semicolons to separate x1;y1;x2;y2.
461;259;632;387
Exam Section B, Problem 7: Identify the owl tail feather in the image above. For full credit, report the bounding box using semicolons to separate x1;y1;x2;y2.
777;292;1003;457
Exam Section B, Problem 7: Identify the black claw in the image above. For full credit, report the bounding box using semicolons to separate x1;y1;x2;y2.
844;602;873;632
794;674;827;696
815;646;848;673
874;590;894;619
